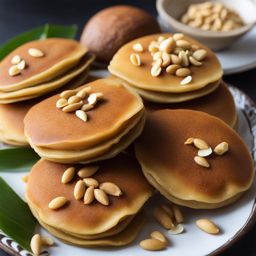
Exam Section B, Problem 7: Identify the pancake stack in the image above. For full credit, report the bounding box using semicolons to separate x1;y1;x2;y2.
109;33;222;104
145;81;237;128
0;38;94;145
24;78;145;163
135;109;254;209
26;154;153;247
108;33;239;128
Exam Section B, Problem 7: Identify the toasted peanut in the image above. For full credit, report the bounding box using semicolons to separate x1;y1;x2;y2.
83;178;99;187
193;138;209;149
48;196;68;210
176;68;191;77
166;64;180;75
193;49;207;61
56;98;68;109
172;205;184;223
74;180;86;200
150;231;168;244
194;156;210;168
130;53;141;66
30;234;41;255
159;37;176;53
78;166;99;178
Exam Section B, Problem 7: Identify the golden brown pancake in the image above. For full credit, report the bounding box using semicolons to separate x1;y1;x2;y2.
24;78;144;163
135;109;254;209
108;33;222;94
0;38;88;92
145;81;237;128
121;78;220;103
26;154;153;246
0;71;90;146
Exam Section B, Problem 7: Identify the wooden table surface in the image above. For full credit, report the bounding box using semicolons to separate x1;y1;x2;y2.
0;0;255;255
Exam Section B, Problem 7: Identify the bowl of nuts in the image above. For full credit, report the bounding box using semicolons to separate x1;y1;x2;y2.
156;0;256;50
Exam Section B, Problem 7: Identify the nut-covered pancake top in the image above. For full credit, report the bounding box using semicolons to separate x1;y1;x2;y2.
26;154;153;235
109;33;222;93
0;38;87;91
24;78;144;150
135;109;254;203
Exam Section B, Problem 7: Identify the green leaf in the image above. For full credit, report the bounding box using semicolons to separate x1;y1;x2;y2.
0;177;37;250
0;24;78;60
0;147;40;172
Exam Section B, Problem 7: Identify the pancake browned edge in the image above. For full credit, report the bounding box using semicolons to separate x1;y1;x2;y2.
135;109;254;209
144;81;237;129
26;154;153;246
24;78;145;164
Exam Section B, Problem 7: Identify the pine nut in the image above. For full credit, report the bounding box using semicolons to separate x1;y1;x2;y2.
30;234;41;255
74;180;86;200
8;65;20;76
196;219;220;234
184;137;194;145
68;95;82;104
180;75;192;85
56;98;68;109
83;178;99;187
132;43;144;52
84;186;95;204
159;37;176;53
11;55;21;65
151;64;162;77
194;156;210;168
94;189;109;206
189;56;202;66
173;33;184;41
168;224;185;235
193;138;209;149
62;102;83;112
198;147;213;157
75;110;88;122
172;205;184;223
178;51;189;66
140;238;166;251
193;49;207;61
41;236;54;246
153;207;174;229
99;182;122;196
60;90;76;99
61;167;75;184
28;48;44;57
214;142;229;155
153;51;162;61
161;204;174;219
17;60;26;70
78;166;99;178
166;64;180;75
81;104;94;112
170;54;182;65
150;231;168;244
48;196;68;210
176;40;191;50
130;53;141;66
161;52;171;67
176;68;191;77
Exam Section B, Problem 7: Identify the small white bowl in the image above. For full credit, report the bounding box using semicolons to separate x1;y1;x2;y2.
156;0;256;50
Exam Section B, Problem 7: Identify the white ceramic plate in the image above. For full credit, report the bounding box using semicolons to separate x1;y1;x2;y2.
0;76;255;256
158;17;256;75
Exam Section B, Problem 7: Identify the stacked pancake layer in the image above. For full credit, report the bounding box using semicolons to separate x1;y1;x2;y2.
108;33;223;103
24;78;145;163
0;38;94;103
145;81;238;128
26;154;153;246
135;109;254;209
